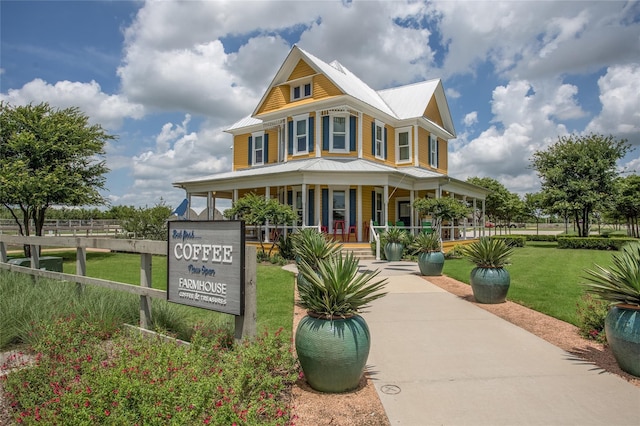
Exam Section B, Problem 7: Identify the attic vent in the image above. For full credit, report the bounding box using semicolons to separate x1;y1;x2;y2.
330;60;345;74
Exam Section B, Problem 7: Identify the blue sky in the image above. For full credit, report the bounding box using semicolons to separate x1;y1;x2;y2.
2;0;639;211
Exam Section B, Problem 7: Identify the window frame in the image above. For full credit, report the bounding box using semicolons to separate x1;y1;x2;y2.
252;131;265;166
292;114;309;156
429;134;439;168
395;127;412;164
290;79;313;102
374;120;385;159
329;114;350;153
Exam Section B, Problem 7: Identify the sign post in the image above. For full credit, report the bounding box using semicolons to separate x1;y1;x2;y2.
167;221;255;339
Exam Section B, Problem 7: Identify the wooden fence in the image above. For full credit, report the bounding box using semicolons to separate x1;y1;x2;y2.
0;235;256;340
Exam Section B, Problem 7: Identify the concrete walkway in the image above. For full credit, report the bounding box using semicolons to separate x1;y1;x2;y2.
356;260;640;426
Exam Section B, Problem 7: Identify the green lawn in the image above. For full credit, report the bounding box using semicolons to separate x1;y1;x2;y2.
443;241;616;325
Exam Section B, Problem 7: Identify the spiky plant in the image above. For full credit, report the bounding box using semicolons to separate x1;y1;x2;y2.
462;237;514;268
583;242;640;307
410;232;441;254
291;228;342;270
297;252;388;319
384;227;407;244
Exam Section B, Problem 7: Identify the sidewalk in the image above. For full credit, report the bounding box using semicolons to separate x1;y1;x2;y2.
358;260;640;426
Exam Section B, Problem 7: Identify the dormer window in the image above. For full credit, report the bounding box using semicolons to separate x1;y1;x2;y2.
291;79;312;101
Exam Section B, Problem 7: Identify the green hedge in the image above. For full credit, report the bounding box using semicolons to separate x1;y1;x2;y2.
557;237;637;250
491;235;526;247
523;234;558;242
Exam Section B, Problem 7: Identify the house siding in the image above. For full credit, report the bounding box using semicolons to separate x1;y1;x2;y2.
418;127;430;169
233;133;251;171
256;86;289;115
288;59;315;81
314;74;342;98
424;96;444;128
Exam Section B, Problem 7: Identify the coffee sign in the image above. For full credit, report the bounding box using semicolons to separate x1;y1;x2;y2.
167;221;245;315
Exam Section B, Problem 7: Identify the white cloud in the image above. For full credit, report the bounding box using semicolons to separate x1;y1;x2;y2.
586;64;640;145
0;79;144;130
463;111;478;127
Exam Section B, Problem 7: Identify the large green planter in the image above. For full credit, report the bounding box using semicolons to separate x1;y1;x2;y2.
295;314;370;393
605;305;640;377
384;242;404;261
470;267;510;304
417;251;445;276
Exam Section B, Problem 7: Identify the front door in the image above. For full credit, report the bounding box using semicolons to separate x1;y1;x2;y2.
398;201;411;227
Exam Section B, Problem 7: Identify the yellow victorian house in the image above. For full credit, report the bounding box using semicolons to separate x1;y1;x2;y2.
173;45;489;242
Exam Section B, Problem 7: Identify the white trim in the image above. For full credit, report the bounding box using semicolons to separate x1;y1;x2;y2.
329;114;350;153
374;119;385;160
329;187;349;233
292;113;310;156
251;131;265;166
413;124;419;167
429;133;439;168
357;112;363;159
290;78;313;102
395;126;412;164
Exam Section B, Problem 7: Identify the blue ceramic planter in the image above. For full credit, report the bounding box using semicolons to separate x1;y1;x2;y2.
605;305;640;377
295;314;370;393
417;251;445;276
384;243;404;261
470;267;510;304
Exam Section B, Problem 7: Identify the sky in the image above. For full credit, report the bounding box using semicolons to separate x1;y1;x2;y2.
1;0;639;212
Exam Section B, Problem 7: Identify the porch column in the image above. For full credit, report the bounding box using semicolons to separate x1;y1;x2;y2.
473;198;478;238
410;190;415;232
301;183;307;227
383;185;389;229
315;111;321;157
187;193;192;220
413;124;419;167
448;192;455;241
357;185;363;241
482;199;486;237
284;119;289;162
315;185;321;228
462;195;468;239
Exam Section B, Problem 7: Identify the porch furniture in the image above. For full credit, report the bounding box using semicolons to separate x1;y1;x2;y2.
333;220;345;240
347;222;357;241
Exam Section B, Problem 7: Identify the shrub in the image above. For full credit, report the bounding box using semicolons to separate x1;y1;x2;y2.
491;235;526;247
557;237;637;250
575;294;608;344
276;233;295;260
444;244;465;259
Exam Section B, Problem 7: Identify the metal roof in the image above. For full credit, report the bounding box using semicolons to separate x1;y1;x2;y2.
378;80;440;120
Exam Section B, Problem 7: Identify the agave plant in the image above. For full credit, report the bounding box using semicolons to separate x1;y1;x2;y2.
462;237;514;268
291;228;342;270
583;242;640;307
410;232;441;254
297;252;388;319
384;226;407;244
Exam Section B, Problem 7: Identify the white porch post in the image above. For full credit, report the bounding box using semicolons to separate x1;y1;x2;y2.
482;199;486;237
315;185;321;228
187;193;192;220
264;186;271;243
413;124;419;167
357;185;363;241
315;111;321;157
410;190;415;232
284;119;289;162
301;183;307;227
383;185;389;228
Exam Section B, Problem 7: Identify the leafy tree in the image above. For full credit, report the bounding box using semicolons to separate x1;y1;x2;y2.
524;192;545;234
531;134;631;237
413;196;471;238
224;193;296;255
120;200;172;240
466;177;511;234
608;175;640;238
0;102;113;252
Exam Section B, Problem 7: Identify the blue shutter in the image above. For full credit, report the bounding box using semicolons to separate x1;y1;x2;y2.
435;137;439;168
371;122;376;155
349;188;356;226
264;134;269;164
384;127;388;159
322;116;329;151
248;136;253;166
308;188;315;225
287;190;292;206
288;120;293;155
322;189;329;228
308;116;314;153
349;116;356;152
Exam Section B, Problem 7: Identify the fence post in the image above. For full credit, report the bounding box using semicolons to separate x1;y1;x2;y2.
30;244;40;269
0;242;6;263
140;253;152;329
235;245;257;341
76;247;87;294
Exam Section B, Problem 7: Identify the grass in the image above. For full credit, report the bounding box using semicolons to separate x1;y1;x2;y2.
0;252;294;350
443;241;616;325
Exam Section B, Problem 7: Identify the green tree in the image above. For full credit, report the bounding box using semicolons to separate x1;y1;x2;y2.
0;102;113;250
224;193;296;255
413;196;471;238
609;175;640;238
524;192;545;234
120;200;172;240
466;177;511;234
531;134;631;237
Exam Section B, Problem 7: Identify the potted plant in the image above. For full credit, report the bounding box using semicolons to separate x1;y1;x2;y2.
410;231;444;276
583;242;640;377
296;252;388;392
383;227;407;261
291;228;342;290
462;238;514;304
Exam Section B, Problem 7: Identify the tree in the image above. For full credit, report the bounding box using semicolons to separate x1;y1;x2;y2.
609;175;640;238
531;134;631;237
224;193;296;256
413;196;471;239
466;177;511;234
524;192;545;234
119;200;173;240
0;102;113;251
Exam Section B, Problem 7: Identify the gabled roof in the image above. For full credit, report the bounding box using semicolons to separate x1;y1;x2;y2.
245;45;456;136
